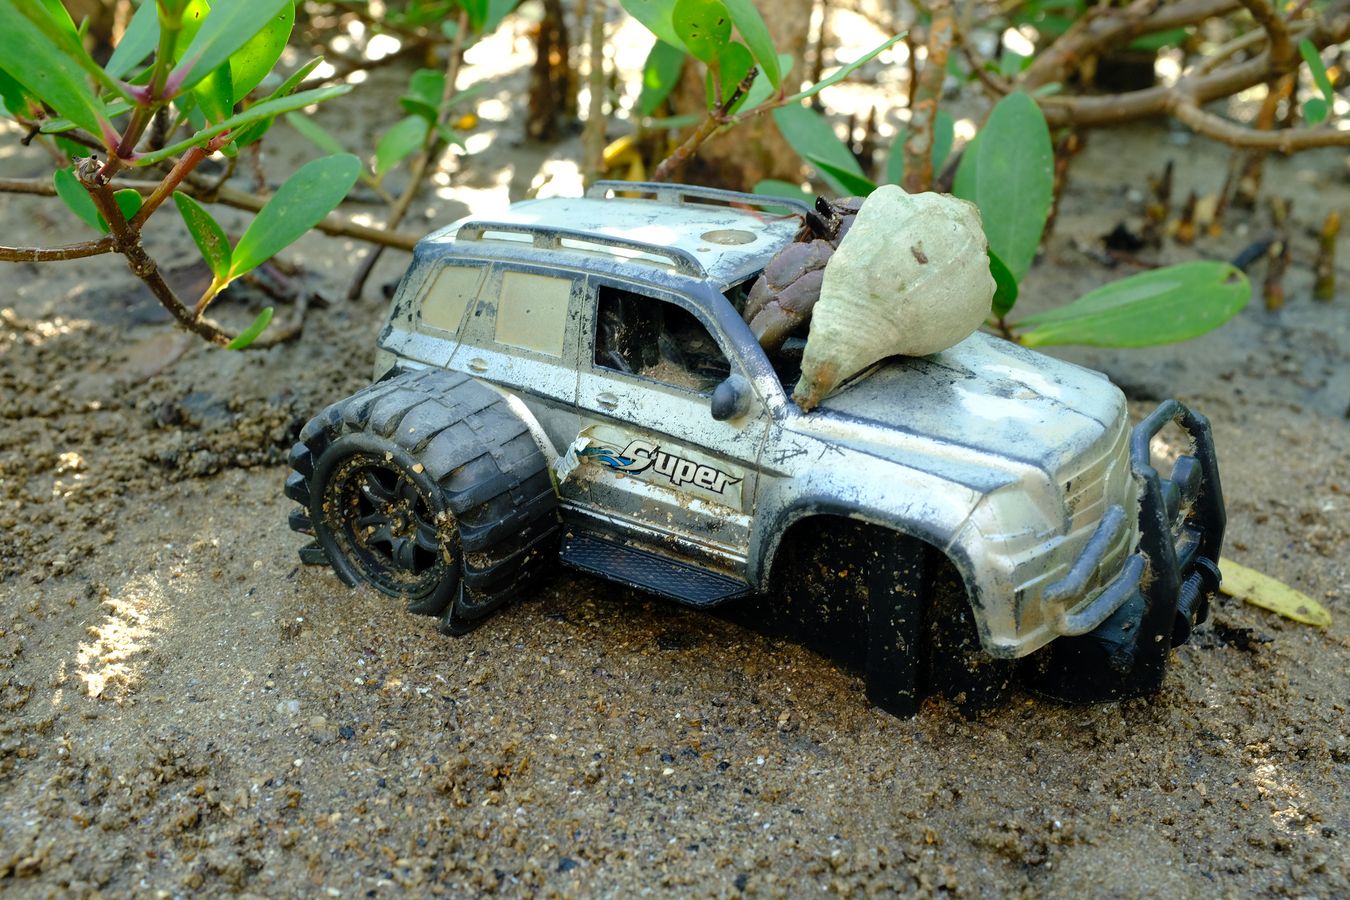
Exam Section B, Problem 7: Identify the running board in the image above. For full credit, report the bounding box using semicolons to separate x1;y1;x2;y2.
560;532;750;608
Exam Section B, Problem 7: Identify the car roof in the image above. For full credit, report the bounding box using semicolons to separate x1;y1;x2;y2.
419;183;806;288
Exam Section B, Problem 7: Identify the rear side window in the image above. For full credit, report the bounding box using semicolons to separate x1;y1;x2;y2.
494;271;572;357
419;265;483;334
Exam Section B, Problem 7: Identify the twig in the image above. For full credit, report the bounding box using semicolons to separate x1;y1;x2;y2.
1235;0;1295;69
1019;0;1241;91
902;1;954;194
1171;98;1349;150
650;69;759;183
346;7;470;300
581;0;607;187
0;237;116;263
0;175;421;251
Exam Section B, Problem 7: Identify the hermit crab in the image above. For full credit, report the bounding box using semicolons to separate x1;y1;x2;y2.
743;186;994;411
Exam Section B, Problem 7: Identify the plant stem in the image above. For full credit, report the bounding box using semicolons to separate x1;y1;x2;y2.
0;176;421;251
651;68;758;183
345;8;470;300
580;0;607;188
902;1;954;194
0;238;116;263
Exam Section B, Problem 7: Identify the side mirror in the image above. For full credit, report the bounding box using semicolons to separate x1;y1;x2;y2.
711;374;753;421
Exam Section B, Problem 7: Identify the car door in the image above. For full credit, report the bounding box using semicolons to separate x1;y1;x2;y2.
451;263;584;507
572;280;768;575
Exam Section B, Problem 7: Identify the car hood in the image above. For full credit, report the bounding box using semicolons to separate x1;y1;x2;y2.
794;332;1125;485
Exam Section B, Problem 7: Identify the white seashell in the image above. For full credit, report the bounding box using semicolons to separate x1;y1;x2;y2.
793;186;994;411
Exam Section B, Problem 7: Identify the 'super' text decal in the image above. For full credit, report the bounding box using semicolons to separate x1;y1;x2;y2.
581;440;741;496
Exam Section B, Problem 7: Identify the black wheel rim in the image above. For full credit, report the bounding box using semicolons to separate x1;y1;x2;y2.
323;453;454;598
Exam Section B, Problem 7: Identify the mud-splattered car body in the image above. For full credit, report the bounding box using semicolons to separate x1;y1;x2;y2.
292;182;1225;716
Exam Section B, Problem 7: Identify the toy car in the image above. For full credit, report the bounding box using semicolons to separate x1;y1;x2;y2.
286;181;1224;717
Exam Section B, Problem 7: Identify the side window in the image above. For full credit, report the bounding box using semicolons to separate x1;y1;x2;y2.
494;271;572;357
419;264;483;334
593;286;730;394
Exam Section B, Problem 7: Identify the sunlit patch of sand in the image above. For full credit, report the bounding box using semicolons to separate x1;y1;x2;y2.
76;574;169;701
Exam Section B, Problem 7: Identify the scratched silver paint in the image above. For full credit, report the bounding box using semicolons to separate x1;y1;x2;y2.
372;184;1142;660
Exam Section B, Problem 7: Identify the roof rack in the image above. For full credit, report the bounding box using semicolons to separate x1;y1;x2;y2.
454;221;707;278
585;180;813;217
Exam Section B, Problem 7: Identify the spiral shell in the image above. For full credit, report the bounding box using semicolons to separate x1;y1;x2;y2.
792;186;994;411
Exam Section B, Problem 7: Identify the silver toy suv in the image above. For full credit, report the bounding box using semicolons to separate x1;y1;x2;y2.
287;182;1224;717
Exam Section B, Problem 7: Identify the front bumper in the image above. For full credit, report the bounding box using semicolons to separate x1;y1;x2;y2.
1023;400;1226;703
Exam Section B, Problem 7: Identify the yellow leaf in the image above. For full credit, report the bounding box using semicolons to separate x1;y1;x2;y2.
1219;558;1332;628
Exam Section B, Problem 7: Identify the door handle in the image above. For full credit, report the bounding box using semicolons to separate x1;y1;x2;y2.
596;392;618;410
467;357;488;373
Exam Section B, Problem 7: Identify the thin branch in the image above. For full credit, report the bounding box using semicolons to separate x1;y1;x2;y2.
903;1;955;193
1019;0;1241;90
651;68;759;183
0;174;420;251
1235;0;1295;68
1172;99;1350;149
85;178;234;347
0;237;115;262
346;6;471;300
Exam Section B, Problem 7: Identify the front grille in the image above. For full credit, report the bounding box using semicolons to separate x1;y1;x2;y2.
1060;419;1131;535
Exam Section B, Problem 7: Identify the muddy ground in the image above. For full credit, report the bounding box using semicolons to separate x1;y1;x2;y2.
1;49;1347;897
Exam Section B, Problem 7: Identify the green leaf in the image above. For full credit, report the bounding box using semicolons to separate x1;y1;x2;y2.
113;188;143;223
785;34;905;105
998;50;1027;80
772;104;866;196
174;192;233;280
1302;97;1329;126
932;110;955;174
226;307;274;350
170;0;291;96
137;83;351;165
484;0;522;33
806;155;876;197
620;0;684;51
7;2;131;103
721;0;780;88
106;0;162;79
400;68;445;121
194;62;236;123
53;168;104;233
637;41;687;116
230;1;294;103
705;41;754;109
232;56;325;148
973;91;1053;282
1299;39;1335;125
988;250;1018;318
673;0;732;65
375;115;430;178
285;112;349;156
950;132;980;201
884;110;954;186
752;179;815;212
0;68;34;117
0;8;111;141
228;154;362;279
1015;262;1250;348
462;0;489;32
1128;27;1186;52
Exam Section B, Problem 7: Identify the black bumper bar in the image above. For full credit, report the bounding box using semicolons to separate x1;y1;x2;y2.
1023;400;1226;703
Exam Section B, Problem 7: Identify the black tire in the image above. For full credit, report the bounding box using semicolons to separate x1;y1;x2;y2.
286;368;559;631
728;518;1010;718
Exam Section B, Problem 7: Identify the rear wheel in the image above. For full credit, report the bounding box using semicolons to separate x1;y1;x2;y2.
311;433;462;616
286;368;559;632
